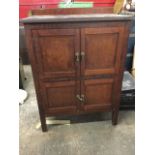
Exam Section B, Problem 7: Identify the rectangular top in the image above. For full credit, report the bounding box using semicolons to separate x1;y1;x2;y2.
21;14;133;24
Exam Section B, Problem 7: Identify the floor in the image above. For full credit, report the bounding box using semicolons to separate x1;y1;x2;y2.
20;65;135;155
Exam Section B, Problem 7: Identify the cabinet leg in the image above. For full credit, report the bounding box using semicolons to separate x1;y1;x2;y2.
112;109;119;125
40;116;48;132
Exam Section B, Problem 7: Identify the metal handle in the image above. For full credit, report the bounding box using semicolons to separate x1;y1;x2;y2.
81;94;85;102
81;52;85;60
76;94;83;102
75;52;85;62
76;94;85;103
75;52;80;62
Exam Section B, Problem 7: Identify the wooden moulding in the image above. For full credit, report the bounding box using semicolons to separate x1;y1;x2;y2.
30;7;114;16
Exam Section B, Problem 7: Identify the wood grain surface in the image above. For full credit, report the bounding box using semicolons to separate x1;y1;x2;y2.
23;14;131;131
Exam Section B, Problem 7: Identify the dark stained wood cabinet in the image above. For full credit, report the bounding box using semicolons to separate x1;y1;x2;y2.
22;14;132;132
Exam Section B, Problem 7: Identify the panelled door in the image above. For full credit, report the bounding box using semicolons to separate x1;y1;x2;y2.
32;27;124;113
80;27;124;111
32;29;81;114
32;29;80;79
80;27;124;76
40;80;79;115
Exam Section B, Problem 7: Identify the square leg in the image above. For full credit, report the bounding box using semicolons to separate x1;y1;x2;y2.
40;115;48;132
112;109;119;125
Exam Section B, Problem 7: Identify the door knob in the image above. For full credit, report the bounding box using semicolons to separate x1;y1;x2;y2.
75;52;80;62
81;52;85;60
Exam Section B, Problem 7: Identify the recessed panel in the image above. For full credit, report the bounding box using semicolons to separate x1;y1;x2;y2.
85;33;118;70
39;36;75;73
46;82;76;108
85;82;113;105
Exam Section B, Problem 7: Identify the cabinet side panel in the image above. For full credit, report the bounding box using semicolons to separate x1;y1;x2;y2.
112;22;131;119
25;27;47;131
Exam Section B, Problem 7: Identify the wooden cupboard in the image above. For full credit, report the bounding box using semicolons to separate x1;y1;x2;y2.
22;14;132;131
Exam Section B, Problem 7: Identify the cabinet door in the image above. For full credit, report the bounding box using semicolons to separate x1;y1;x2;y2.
32;29;80;80
81;27;124;77
80;79;114;112
40;80;80;115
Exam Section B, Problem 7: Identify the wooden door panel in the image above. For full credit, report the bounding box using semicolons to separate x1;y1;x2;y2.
32;29;80;79
40;80;80;114
81;27;124;77
40;36;75;72
85;33;117;69
82;79;114;111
